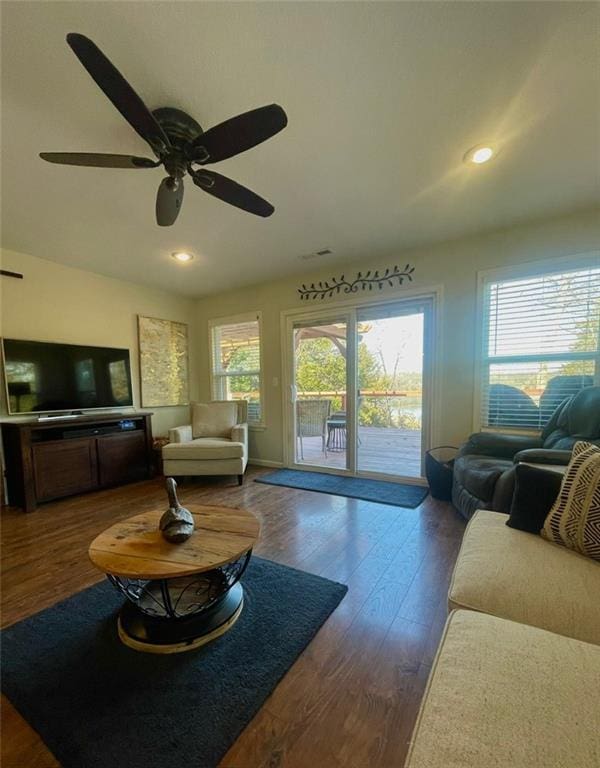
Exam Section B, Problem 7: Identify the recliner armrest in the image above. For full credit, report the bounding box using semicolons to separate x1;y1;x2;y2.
168;425;193;444
231;423;248;451
459;432;542;459
513;448;572;466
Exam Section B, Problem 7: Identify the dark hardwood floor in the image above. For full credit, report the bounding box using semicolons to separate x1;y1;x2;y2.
0;466;465;768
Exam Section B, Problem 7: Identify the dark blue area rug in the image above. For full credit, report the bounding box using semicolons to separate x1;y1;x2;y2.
256;468;429;508
1;557;346;768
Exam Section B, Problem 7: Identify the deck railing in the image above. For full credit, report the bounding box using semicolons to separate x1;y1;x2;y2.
294;391;422;430
228;390;423;429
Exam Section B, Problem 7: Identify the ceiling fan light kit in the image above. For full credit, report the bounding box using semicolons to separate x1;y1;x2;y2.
40;34;288;226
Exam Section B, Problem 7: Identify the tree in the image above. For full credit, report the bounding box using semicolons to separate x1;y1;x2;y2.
295;339;385;392
221;346;259;398
296;338;348;394
294;338;422;428
560;296;600;376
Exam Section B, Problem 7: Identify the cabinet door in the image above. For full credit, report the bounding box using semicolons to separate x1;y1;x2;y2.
33;438;97;501
97;431;148;487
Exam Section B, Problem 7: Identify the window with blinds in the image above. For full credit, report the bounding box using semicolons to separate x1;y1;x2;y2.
209;314;263;425
480;264;600;430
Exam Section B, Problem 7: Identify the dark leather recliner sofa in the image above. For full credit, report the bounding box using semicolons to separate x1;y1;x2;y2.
452;386;600;520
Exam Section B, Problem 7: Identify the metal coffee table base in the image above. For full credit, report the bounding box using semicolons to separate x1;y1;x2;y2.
117;582;244;654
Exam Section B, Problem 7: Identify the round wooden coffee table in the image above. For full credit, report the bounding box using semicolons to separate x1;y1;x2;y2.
89;504;259;654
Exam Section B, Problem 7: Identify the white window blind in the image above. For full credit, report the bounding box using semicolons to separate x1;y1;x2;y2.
210;315;263;425
480;265;600;430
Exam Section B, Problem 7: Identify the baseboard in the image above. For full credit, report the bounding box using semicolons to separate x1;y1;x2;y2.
248;459;284;468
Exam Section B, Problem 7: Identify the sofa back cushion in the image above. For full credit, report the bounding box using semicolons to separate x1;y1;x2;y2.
192;401;238;439
541;441;600;561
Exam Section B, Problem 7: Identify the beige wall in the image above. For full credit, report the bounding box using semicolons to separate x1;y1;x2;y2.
2;207;598;462
0;248;199;437
195;208;600;465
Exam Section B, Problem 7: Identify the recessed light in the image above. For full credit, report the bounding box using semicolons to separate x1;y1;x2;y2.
464;144;495;165
171;251;194;263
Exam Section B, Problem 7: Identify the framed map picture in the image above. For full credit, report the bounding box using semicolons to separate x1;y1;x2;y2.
138;315;189;407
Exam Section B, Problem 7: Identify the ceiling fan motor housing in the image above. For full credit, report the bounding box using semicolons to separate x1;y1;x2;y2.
152;107;203;146
152;106;202;177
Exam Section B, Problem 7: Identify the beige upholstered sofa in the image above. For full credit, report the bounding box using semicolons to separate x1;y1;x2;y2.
405;610;600;768
162;400;248;485
449;509;600;644
405;510;600;768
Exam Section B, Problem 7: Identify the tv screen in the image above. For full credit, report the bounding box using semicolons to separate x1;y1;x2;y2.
2;339;134;414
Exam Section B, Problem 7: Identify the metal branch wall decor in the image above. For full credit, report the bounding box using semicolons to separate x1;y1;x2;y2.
297;264;415;301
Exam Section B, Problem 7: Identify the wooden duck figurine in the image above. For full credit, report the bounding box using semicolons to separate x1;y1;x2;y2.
159;478;195;543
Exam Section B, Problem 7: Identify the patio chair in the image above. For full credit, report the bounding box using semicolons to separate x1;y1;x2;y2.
325;395;364;456
296;399;331;460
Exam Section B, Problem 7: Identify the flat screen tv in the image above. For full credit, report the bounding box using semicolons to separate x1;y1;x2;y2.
2;338;134;415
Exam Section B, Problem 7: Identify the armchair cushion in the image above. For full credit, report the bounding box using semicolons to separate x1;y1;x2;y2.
163;438;244;461
192;401;239;439
169;425;192;444
231;422;248;446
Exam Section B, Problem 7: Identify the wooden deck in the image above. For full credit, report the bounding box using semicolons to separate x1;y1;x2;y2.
297;426;422;477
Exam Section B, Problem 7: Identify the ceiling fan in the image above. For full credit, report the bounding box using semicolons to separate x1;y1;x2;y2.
40;33;288;226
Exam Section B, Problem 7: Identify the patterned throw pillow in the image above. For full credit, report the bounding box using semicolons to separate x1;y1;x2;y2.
541;441;600;561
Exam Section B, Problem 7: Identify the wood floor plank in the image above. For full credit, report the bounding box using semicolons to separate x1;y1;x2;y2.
1;467;465;768
0;696;60;768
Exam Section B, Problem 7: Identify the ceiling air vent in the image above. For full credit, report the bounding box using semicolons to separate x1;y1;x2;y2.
299;248;333;260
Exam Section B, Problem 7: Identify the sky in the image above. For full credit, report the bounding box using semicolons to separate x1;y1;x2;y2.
360;313;424;374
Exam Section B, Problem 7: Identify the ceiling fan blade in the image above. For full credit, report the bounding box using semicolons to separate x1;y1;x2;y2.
156;177;184;226
190;104;287;164
66;33;170;156
40;152;158;169
192;170;274;217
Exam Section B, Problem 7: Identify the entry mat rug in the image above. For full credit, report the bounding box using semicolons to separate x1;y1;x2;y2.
1;557;347;768
256;468;429;508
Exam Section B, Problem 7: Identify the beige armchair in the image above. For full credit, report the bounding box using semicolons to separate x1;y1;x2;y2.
162;400;248;485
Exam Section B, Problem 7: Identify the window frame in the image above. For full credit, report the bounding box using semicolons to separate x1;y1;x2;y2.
208;311;266;429
474;253;600;434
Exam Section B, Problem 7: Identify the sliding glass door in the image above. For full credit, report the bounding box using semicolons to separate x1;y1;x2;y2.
292;316;352;471
356;303;426;478
286;296;432;481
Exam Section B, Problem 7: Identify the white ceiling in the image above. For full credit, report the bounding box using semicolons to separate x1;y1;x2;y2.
1;2;599;298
